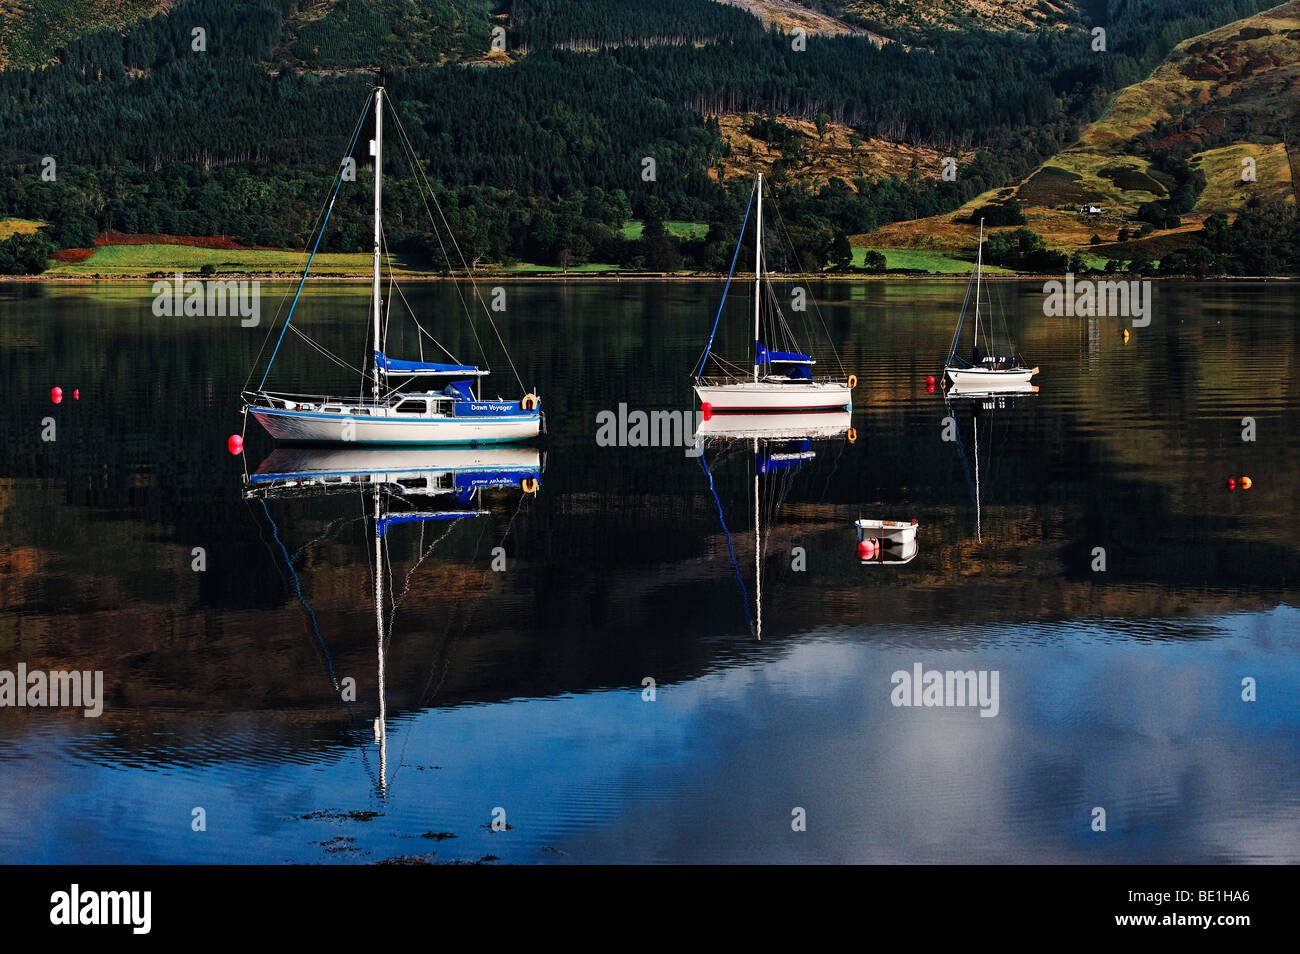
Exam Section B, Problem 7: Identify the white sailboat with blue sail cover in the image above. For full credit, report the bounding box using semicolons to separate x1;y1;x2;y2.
693;173;856;414
242;86;540;445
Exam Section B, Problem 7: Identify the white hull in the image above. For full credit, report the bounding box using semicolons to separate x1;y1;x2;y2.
944;366;1036;389
860;541;918;565
855;518;919;565
246;445;540;499
854;518;918;545
946;381;1038;399
694;410;852;441
252;446;540;480
694;381;852;412
251;406;539;444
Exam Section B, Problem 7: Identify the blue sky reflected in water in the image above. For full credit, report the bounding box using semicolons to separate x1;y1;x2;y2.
6;608;1297;863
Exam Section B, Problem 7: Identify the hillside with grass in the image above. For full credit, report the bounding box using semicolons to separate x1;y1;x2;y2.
0;0;169;68
862;1;1300;263
713;0;888;40
826;0;1081;35
711;114;971;190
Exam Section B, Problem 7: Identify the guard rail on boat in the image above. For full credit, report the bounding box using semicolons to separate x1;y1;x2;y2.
242;389;458;415
693;374;850;386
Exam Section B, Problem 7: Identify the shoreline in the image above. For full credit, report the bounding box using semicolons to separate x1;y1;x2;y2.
3;272;1294;284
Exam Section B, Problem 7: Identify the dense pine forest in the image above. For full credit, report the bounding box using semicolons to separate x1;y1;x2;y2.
0;0;1292;274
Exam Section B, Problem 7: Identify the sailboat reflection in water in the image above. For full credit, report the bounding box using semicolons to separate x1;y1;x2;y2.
243;445;541;793
944;386;1034;543
694;411;852;640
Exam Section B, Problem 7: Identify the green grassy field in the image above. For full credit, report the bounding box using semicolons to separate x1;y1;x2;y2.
617;220;710;240
45;244;407;277
42;244;641;277
853;246;1017;275
498;262;630;273
37;240;1063;278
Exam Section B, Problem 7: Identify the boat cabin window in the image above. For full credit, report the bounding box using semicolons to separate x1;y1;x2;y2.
392;399;428;415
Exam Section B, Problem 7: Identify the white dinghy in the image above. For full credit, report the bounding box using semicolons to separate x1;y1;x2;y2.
854;518;919;565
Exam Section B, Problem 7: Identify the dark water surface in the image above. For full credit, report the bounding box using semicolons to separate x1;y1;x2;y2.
1;278;1297;863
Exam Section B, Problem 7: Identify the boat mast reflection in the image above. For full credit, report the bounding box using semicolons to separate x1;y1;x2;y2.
943;385;1034;543
244;445;541;794
694;411;851;640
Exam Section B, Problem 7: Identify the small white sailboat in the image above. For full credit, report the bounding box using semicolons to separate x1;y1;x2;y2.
243;86;540;445
693;173;855;414
943;219;1038;390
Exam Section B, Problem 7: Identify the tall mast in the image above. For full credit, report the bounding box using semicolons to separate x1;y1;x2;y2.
754;438;761;641
373;490;387;793
753;173;762;383
973;414;982;543
973;218;984;355
371;86;384;403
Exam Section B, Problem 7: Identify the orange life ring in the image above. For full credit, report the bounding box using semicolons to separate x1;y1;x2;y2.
521;477;539;493
521;393;540;411
847;374;858;389
847;427;858;444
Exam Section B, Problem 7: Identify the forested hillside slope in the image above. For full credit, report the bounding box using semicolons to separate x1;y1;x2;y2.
0;0;1290;275
864;1;1300;276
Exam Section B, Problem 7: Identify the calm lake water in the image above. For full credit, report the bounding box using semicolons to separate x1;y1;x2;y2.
1;278;1298;863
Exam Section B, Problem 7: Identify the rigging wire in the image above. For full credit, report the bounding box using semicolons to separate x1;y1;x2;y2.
386;96;526;393
770;195;848;376
387;489;535;786
257;499;334;689
384;107;486;361
254;97;371;391
288;324;367;377
695;181;756;377
698;448;754;633
380;221;463;365
946;251;978;367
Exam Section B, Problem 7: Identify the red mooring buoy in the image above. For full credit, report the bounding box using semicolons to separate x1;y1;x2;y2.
51;386;62;404
227;434;244;455
701;402;713;422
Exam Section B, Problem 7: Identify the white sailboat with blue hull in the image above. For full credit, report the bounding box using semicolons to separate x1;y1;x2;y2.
243;85;540;445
